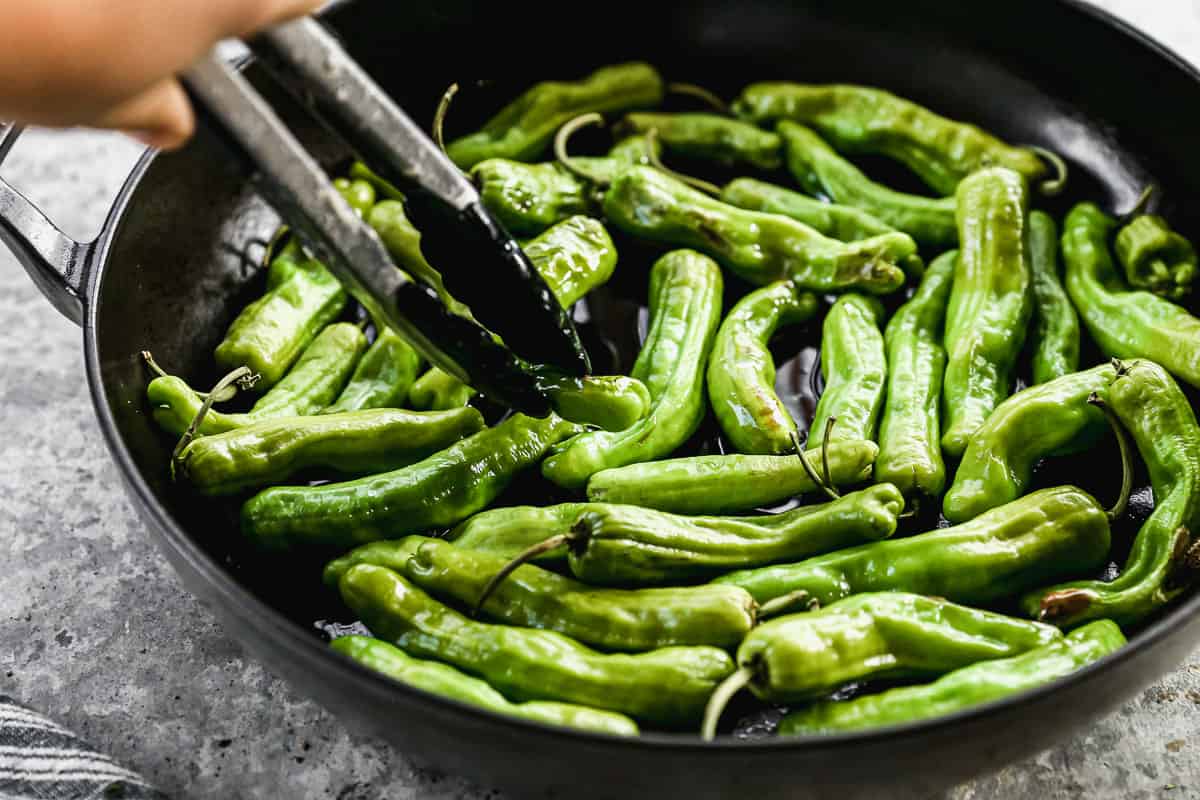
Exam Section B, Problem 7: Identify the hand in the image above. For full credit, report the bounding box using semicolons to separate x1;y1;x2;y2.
0;0;323;150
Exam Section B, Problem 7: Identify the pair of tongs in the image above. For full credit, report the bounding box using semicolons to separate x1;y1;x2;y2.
182;16;589;415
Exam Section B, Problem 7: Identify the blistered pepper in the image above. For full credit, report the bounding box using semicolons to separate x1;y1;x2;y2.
447;504;587;562
1028;211;1080;385
617;112;782;170
325;326;422;414
808;295;887;450
1115;214;1197;301
707;281;819;454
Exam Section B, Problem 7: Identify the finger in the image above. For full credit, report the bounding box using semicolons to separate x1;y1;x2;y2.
93;77;195;151
210;0;327;39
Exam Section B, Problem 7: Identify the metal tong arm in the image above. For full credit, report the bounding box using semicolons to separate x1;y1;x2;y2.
181;53;551;414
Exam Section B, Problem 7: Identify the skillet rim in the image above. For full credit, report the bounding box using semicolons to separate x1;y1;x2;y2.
78;0;1200;755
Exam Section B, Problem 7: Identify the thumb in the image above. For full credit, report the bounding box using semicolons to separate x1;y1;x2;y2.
93;77;195;150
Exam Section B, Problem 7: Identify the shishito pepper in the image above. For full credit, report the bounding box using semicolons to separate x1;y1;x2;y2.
1028;211;1081;385
240;412;583;550
176;407;484;496
542;250;723;489
714;486;1112;605
776;121;958;247
875;251;955;499
149;322;367;438
707;281;819;454
702;592;1062;739
808;295;887;450
447;504;587;562
1024;360;1200;627
602;166;913;294
445;62;665;170
617;112;783;170
584;440;879;515
325;326;422;414
407;367;475;411
1063;202;1200;389
779;620;1125;735
942;363;1118;523
332;636;639;736
733;83;1054;196
941;167;1033;458
324;536;760;651
1115;214;1197;301
338;564;734;727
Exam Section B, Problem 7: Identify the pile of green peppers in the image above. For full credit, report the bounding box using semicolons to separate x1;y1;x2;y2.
144;65;1200;742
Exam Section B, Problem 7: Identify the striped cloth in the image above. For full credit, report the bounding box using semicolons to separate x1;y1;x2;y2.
0;697;165;800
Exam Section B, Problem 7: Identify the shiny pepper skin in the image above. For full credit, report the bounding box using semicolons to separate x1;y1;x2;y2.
943;363;1116;523
585;439;879;515
1024;360;1200;627
941;167;1033;458
408;366;475;411
602;166;913;294
240;413;584;550
875;251;954;499
808;294;887;450
150;322;367;438
563;484;903;586
325;326;422;414
542;250;723;488
714;486;1111;605
618;112;783;170
780;620;1125;735
707;281;819;454
776;121;958;247
1028;211;1081;385
1115;214;1197;301
445;62;665;170
325;536;759;651
1063;203;1200;389
331;636;639;736
447;504;587;562
176;407;484;496
338;564;734;727
732;592;1062;704
734;83;1048;196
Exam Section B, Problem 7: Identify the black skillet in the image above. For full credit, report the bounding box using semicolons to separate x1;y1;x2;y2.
3;0;1200;796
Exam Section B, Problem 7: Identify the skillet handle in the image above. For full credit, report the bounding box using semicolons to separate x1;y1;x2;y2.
0;123;91;326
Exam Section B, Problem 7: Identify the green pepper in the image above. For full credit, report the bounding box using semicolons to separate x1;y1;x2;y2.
702;592;1062;738
471;136;658;236
339;564;734;727
520;215;618;307
778;619;1124;735
331;177;377;217
447;504;587;562
1062;202;1200;389
325;536;759;651
617;112;783;170
325;326;422;414
542;250;723;489
537;374;651;432
1023;360;1200;627
366;200;462;313
348;161;404;201
445;62;665;170
408;367;475;410
176;407;484;496
1028;211;1080;385
1115;214;1197;301
875;251;954;499
941;167;1033;458
331;636;640;736
540;484;903;587
713;486;1111;605
584;440;879;515
150;322;367;437
707;281;820;454
213;248;347;390
942;364;1117;523
240;412;583;550
734;83;1051;196
602;166;913;294
808;295;887;450
776;121;958;247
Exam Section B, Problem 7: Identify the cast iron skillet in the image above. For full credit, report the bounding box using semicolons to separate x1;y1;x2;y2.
4;1;1200;796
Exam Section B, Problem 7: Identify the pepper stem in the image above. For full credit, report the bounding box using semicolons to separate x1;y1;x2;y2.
141;350;168;379
666;82;731;115
554;113;612;187
644;128;722;197
820;416;838;496
756;590;814;621
790;431;838;501
1120;183;1157;223
169;366;254;480
142;351;238;402
701;666;755;741
1087;392;1133;521
471;533;572;617
1028;145;1069;196
261;225;293;270
432;82;460;156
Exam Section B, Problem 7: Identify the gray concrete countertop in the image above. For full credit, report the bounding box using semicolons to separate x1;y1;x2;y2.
2;1;1199;797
